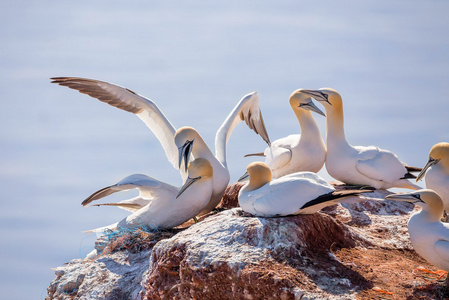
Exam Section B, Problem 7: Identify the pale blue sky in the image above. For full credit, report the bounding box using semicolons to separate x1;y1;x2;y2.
1;1;448;298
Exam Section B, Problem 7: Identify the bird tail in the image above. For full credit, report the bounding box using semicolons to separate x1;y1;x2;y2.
83;222;119;234
405;165;422;173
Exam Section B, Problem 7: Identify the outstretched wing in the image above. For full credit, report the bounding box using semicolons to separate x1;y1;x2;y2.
51;77;180;171
81;174;165;206
215;91;271;165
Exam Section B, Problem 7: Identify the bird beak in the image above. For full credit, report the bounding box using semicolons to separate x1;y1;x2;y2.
178;139;195;172
298;101;326;117
176;176;201;198
416;158;438;182
238;172;250;182
385;192;422;203
301;89;332;106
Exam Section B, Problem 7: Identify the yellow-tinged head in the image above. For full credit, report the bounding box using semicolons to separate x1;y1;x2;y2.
175;126;202;171
245;161;272;191
299;88;343;115
429;142;449;163
177;158;213;198
188;157;213;179
417;142;449;181
289;89;325;117
386;189;444;220
174;126;200;147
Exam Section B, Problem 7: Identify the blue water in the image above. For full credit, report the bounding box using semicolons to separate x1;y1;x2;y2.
1;1;449;298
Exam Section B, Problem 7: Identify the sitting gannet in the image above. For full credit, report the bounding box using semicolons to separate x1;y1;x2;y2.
88;158;214;231
51;77;270;214
385;190;449;281
416;142;449;213
244;89;326;179
302;88;421;190
238;162;371;217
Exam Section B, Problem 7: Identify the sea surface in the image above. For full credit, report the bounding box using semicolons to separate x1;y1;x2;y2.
1;1;448;298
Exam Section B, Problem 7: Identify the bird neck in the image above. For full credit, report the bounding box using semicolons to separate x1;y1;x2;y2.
246;178;270;191
439;158;449;175
192;135;217;166
417;205;444;223
325;102;349;148
215;111;238;168
292;108;321;139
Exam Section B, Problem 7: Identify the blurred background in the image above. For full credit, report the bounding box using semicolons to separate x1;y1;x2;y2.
1;0;448;298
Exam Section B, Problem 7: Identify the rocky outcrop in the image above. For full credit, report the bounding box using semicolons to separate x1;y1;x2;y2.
46;184;447;299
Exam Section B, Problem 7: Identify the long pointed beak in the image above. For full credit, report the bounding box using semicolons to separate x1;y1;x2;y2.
416;158;437;182
178;139;195;172
301;89;332;105
176;176;201;198
238;172;250;182
385;192;422;203
298;101;326;117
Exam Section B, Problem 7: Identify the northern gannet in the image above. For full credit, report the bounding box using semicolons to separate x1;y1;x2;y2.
88;158;214;231
244;89;326;179
51;77;270;214
416;142;449;212
385;189;449;281
302;88;421;190
238;162;371;217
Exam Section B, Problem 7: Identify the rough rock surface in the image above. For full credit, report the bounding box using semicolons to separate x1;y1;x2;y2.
46;183;448;300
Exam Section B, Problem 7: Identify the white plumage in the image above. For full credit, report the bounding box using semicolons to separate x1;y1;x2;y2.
302;88;421;190
386;190;449;273
238;162;369;217
246;89;326;178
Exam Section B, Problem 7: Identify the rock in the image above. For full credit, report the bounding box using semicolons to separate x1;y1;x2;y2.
46;184;446;299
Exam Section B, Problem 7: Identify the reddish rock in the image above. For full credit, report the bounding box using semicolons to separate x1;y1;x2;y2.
216;182;244;209
46;186;446;300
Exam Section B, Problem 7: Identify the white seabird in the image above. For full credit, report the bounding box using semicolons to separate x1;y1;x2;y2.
245;89;326;179
416;142;449;213
51;77;270;214
238;161;371;217
88;157;214;232
385;189;449;281
302;88;421;190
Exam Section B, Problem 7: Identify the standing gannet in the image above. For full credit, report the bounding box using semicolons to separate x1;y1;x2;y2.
385;190;449;280
302;88;421;190
51;77;270;213
88;158;214;232
244;89;327;179
238;162;371;217
416;143;449;213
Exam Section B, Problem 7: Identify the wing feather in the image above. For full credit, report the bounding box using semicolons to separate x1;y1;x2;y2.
51;77;180;171
215;92;270;165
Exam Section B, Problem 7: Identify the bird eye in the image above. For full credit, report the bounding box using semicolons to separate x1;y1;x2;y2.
320;92;329;100
412;194;422;201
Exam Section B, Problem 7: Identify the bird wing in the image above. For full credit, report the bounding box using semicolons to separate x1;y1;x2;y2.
354;146;408;183
81;174;165;206
214;92;270;165
88;202;145;212
50;77;181;172
264;145;292;172
434;240;449;263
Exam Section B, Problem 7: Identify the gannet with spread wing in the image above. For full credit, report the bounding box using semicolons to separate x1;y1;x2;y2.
51;77;270;214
